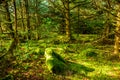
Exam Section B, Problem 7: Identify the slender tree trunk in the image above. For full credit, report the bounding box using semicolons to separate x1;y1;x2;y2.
13;0;19;46
19;0;25;32
24;0;30;40
20;0;27;40
35;0;40;26
102;0;111;40
35;0;40;40
13;0;17;38
65;0;71;40
102;17;110;39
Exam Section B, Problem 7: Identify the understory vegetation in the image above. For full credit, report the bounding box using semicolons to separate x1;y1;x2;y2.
0;0;120;80
1;33;120;80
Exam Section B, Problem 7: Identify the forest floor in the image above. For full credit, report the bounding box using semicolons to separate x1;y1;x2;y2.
0;33;120;80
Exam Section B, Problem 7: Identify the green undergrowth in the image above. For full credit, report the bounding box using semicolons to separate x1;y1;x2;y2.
1;34;120;80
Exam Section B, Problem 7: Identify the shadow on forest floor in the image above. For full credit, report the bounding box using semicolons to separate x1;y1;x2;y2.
64;61;95;77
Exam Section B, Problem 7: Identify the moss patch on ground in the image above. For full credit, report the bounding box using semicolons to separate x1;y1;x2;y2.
1;34;120;80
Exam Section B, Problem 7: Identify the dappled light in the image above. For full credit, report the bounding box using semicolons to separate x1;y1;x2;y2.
0;0;120;80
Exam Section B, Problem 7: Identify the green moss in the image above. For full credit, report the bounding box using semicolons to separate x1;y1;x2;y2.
80;48;98;58
45;48;67;74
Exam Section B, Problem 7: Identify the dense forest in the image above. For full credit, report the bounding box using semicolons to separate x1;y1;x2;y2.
0;0;120;80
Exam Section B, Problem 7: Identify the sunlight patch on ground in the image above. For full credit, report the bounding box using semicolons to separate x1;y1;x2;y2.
73;58;120;79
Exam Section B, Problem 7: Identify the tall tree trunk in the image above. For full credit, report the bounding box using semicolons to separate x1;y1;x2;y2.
102;0;111;40
65;0;71;40
20;0;27;40
102;17;110;39
13;0;19;46
35;0;40;40
114;5;120;55
24;0;30;40
35;0;40;26
13;0;17;38
3;1;14;38
0;0;18;57
19;0;25;32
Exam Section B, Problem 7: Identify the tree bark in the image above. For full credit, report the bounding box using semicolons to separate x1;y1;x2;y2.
19;0;25;32
114;4;120;55
13;0;17;38
24;0;31;40
102;0;111;40
35;0;40;40
13;0;19;46
3;1;14;38
65;0;71;40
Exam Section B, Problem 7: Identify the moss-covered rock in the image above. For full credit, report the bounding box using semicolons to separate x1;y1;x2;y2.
44;48;67;74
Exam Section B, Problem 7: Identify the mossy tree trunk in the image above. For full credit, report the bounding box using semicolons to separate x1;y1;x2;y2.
24;0;31;40
0;0;18;58
19;0;25;33
64;0;71;40
102;14;110;40
35;0;41;40
114;3;120;55
13;0;19;46
19;0;28;40
102;0;111;40
3;1;14;38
